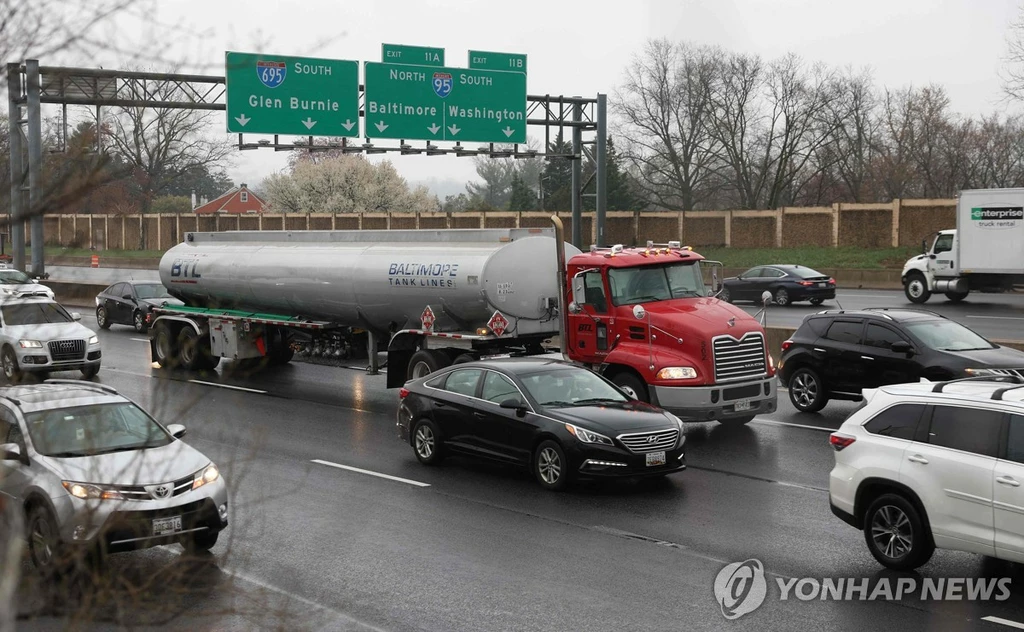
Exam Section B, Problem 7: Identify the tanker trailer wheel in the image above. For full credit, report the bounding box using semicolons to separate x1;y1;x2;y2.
407;350;449;380
177;327;204;371
153;322;179;369
452;353;477;365
611;371;649;403
196;337;220;372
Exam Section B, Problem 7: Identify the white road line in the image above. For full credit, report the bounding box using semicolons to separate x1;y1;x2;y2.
188;379;267;394
968;315;1024;321
130;337;149;342
982;616;1024;630
311;459;430;488
751;418;835;433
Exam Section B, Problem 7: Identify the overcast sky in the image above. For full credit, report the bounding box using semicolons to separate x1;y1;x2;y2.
97;0;1024;198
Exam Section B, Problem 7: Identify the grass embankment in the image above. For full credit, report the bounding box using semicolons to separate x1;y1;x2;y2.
46;247;165;259
695;246;918;270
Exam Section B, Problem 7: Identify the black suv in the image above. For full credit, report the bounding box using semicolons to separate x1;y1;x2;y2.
778;308;1024;412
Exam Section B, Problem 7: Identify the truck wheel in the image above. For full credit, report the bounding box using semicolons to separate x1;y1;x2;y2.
611;371;649;402
452;353;477;364
904;273;931;304
197;337;220;371
153;322;178;368
407;350;449;380
177;327;203;371
944;291;968;303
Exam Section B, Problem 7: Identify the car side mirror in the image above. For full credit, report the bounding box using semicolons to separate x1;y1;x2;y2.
928;254;936;260
1;442;23;463
499;398;527;417
890;341;914;354
71;312;81;321
166;423;187;438
123;294;133;300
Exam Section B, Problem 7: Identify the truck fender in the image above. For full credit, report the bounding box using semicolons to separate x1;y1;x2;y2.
599;341;703;385
150;314;203;336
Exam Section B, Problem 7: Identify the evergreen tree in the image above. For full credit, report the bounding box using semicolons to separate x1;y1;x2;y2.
582;136;642;211
541;132;573;211
508;172;538;211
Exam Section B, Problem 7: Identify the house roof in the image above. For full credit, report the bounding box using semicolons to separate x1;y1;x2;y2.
194;185;268;214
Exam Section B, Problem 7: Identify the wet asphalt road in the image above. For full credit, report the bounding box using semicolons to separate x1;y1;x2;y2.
14;313;1024;631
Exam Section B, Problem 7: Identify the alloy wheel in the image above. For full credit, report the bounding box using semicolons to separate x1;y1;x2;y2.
415;425;434;459
134;311;145;332
792;373;817;408
870;504;913;560
537;447;562;485
3;352;15;380
97;307;107;327
30;514;55;568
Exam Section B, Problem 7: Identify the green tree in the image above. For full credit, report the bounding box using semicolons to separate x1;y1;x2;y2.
541;132;573;211
150;195;191;213
582;136;643;211
507;173;537;211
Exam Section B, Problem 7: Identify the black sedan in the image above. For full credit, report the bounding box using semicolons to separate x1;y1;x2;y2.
95;280;182;333
397;358;686;490
720;264;835;306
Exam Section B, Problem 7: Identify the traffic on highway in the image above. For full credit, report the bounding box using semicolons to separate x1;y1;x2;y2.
3;210;1024;631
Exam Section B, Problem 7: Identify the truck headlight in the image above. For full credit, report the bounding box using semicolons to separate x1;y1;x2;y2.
192;463;220;490
88;335;99;345
656;367;697;380
18;339;42;348
565;423;614;446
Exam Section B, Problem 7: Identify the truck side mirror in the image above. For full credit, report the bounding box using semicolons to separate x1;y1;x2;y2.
921;239;928;254
571;276;586;306
568;302;582;314
632;304;646;320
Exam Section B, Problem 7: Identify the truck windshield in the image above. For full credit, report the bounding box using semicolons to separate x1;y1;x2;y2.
608;261;706;306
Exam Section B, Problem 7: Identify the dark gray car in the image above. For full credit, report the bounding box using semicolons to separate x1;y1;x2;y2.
95;281;182;333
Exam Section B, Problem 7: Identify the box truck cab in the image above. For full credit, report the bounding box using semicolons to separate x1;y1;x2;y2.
902;188;1024;304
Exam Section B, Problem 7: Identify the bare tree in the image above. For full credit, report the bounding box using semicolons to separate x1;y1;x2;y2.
827;69;880;202
1002;5;1024;102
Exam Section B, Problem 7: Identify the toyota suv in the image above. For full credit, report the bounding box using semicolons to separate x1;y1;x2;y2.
829;376;1024;570
778;308;1024;412
0;296;101;382
0;381;228;572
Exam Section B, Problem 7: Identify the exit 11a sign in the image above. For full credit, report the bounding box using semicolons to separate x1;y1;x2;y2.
382;43;444;67
225;51;360;137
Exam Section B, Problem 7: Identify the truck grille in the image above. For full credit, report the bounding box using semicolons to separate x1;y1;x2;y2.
48;339;85;361
617;428;679;453
713;333;767;382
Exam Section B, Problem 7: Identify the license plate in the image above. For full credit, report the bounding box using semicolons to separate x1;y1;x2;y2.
152;516;182;536
818;282;827;288
646;451;666;466
734;399;753;412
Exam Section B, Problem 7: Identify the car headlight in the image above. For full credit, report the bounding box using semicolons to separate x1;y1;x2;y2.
565;423;614;446
88;335;99;345
192;463;220;490
0;288;14;295
965;368;1002;377
18;339;42;348
61;481;123;500
656;366;697;380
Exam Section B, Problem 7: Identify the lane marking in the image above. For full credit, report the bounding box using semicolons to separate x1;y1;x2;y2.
311;459;430;488
983;617;1024;630
751;418;836;433
130;337;149;342
686;464;829;493
188;379;267;394
968;315;1024;321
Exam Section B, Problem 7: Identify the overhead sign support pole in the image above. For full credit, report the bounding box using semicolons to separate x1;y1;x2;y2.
6;64;25;271
595;93;607;249
571;99;582;248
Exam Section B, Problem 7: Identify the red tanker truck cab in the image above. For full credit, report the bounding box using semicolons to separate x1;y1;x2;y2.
564;243;777;425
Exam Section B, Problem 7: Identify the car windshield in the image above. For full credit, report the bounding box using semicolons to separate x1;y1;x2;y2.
25;402;172;458
519;367;629;408
1;302;72;325
134;283;172;299
608;261;706;306
786;267;828;279
0;269;33;284
905;319;996;351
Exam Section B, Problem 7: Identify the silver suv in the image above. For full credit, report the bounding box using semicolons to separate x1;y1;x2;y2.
0;296;101;381
0;381;228;572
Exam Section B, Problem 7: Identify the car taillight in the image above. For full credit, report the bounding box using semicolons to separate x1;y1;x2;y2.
798;280;814;286
781;340;793;352
830;434;856;451
399;388;410;399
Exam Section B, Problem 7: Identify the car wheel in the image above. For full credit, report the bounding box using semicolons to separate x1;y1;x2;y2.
788;367;827;412
904;273;931;304
944;291;968;303
2;346;22;384
27;505;62;574
96;306;111;329
534;440;571;491
133;310;147;333
181;529;219;553
809;298;824;306
611;371;649;402
412;418;445;465
719;415;755;427
80;365;100;379
719;287;732;303
863;493;934;571
773;287;790;306
407;349;449;380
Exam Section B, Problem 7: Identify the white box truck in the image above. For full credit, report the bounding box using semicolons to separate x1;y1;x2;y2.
901;188;1024;303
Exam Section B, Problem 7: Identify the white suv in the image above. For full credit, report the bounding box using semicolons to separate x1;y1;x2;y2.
829;376;1024;570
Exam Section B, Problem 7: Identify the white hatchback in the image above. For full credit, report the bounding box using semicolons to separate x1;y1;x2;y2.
829;376;1024;570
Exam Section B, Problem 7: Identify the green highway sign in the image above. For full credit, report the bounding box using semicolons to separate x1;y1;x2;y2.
225;51;359;137
382;43;445;67
468;50;527;73
363;62;527;143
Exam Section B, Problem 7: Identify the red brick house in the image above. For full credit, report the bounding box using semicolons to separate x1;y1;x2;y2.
193;184;268;214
